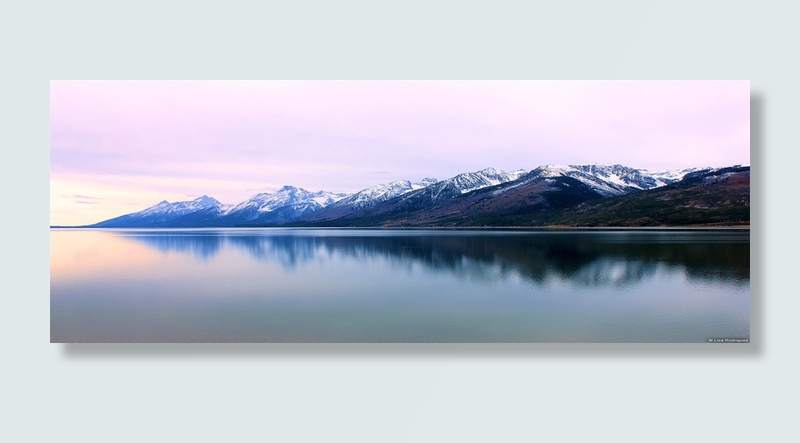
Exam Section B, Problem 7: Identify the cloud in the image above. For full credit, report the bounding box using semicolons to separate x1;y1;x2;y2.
70;193;99;200
66;193;101;205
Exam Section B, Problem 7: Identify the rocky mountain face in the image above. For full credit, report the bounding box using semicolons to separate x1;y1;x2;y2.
302;178;440;221
295;164;716;227
214;186;348;226
529;164;707;196
87;164;749;228
93;195;227;227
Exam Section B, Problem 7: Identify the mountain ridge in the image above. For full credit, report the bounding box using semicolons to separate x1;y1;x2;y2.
83;163;749;228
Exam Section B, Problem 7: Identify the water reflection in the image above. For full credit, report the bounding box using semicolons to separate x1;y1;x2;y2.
52;229;750;342
131;232;223;259
117;229;750;287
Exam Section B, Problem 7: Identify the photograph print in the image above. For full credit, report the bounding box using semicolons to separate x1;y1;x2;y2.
50;80;750;343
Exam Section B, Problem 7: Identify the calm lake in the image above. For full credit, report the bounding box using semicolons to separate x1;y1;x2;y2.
50;228;750;343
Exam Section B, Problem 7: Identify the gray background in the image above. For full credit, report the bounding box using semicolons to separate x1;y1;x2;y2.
5;0;798;441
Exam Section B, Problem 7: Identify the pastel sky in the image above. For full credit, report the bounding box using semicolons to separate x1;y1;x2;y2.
50;80;750;226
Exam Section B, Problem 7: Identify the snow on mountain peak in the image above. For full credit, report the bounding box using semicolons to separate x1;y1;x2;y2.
327;180;416;210
95;161;741;229
529;163;703;197
479;167;503;175
227;186;347;215
138;195;223;217
422;167;526;200
410;178;437;191
191;195;220;205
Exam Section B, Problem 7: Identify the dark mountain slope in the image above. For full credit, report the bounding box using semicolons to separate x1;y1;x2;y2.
293;166;749;227
295;172;608;227
85;164;748;228
528;166;750;227
92;196;223;228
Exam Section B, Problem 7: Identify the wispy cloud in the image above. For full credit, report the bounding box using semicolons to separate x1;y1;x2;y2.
67;194;101;205
70;193;98;200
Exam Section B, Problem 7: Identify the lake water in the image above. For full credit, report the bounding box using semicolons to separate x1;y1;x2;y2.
50;228;750;343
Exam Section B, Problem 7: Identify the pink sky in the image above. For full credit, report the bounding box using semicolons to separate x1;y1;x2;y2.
50;80;750;226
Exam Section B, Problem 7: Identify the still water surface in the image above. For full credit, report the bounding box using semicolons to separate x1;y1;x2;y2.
50;228;749;342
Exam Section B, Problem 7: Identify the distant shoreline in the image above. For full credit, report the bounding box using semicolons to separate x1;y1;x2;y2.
49;225;751;231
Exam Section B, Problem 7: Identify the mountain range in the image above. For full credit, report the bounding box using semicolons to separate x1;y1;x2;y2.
87;163;750;228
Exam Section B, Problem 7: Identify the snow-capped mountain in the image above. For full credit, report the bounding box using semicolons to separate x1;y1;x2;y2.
140;195;224;216
299;178;444;222
419;167;527;202
93;195;227;227
91;187;347;227
413;177;441;189
527;164;708;197
226;186;345;216
217;186;348;225
320;164;749;227
87;163;746;228
296;167;531;223
321;179;439;210
312;178;440;215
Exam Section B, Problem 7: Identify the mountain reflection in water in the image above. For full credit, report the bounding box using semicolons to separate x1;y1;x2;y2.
120;229;749;287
